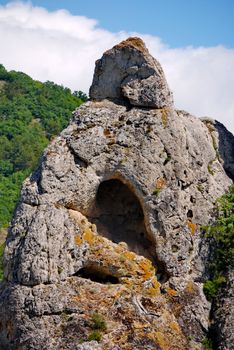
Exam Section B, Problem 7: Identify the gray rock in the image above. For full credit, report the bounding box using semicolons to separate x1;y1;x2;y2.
0;38;233;350
212;271;234;350
201;117;234;182
90;37;174;108
76;342;101;350
215;120;234;181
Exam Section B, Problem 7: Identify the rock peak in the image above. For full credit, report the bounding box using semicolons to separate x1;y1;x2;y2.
90;37;174;108
111;37;148;53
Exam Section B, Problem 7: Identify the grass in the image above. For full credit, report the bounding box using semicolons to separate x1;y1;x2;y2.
87;312;107;343
153;188;161;196
88;330;102;342
90;312;107;331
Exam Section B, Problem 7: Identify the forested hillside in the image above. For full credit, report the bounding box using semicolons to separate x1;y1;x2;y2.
0;64;87;233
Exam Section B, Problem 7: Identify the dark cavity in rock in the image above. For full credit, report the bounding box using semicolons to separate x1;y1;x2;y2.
76;266;119;284
88;179;169;282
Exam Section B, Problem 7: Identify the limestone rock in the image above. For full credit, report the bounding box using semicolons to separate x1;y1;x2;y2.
90;37;173;108
76;343;102;350
214;120;234;180
0;38;233;350
201;117;234;182
212;271;234;350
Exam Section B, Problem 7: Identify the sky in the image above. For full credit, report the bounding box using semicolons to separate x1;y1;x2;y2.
0;0;234;134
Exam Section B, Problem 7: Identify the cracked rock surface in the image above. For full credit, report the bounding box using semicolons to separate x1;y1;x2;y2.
0;38;233;350
90;37;173;108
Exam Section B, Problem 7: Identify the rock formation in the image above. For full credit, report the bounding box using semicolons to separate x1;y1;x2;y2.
0;37;233;350
211;270;234;350
90;37;173;108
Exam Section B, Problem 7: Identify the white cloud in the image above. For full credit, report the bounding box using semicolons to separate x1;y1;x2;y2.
0;1;233;134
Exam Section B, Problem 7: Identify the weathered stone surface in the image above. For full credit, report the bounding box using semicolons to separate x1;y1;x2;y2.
90;37;174;108
76;343;102;350
0;38;233;350
215;120;234;180
201;117;234;182
212;270;234;350
0;226;190;349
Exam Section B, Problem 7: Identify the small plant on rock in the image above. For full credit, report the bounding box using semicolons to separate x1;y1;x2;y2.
90;312;107;331
88;330;102;342
202;337;213;350
87;312;107;342
153;188;161;196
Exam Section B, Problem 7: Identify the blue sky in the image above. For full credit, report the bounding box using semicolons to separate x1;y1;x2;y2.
0;0;233;48
0;1;233;133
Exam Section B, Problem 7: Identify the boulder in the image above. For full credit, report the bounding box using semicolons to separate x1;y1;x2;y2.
90;37;174;108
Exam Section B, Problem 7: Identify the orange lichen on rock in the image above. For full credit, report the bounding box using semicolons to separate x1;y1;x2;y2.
185;280;197;294
170;321;181;332
68;209;189;349
155;177;167;189
74;235;82;246
145;284;160;297
83;228;94;243
154;331;168;350
166;287;178;297
138;259;155;279
187;220;197;235
112;37;147;53
122;250;136;261
70;209;160;292
161;109;168;128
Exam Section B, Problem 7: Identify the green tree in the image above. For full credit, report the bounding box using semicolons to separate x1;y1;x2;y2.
0;63;86;232
0;64;87;281
203;185;234;300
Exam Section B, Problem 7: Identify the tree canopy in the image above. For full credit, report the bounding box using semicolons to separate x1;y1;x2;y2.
0;64;87;229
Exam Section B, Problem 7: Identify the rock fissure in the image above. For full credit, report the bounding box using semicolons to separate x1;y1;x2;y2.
70;149;89;168
76;267;120;285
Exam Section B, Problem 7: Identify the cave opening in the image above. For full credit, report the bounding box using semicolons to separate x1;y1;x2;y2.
76;267;119;284
88;179;168;282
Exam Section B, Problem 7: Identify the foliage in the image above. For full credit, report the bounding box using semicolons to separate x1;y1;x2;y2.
202;337;213;350
87;312;107;342
88;330;102;342
0;170;28;229
0;64;86;232
203;275;226;301
73;90;88;101
203;185;234;301
90;312;107;331
152;188;161;196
